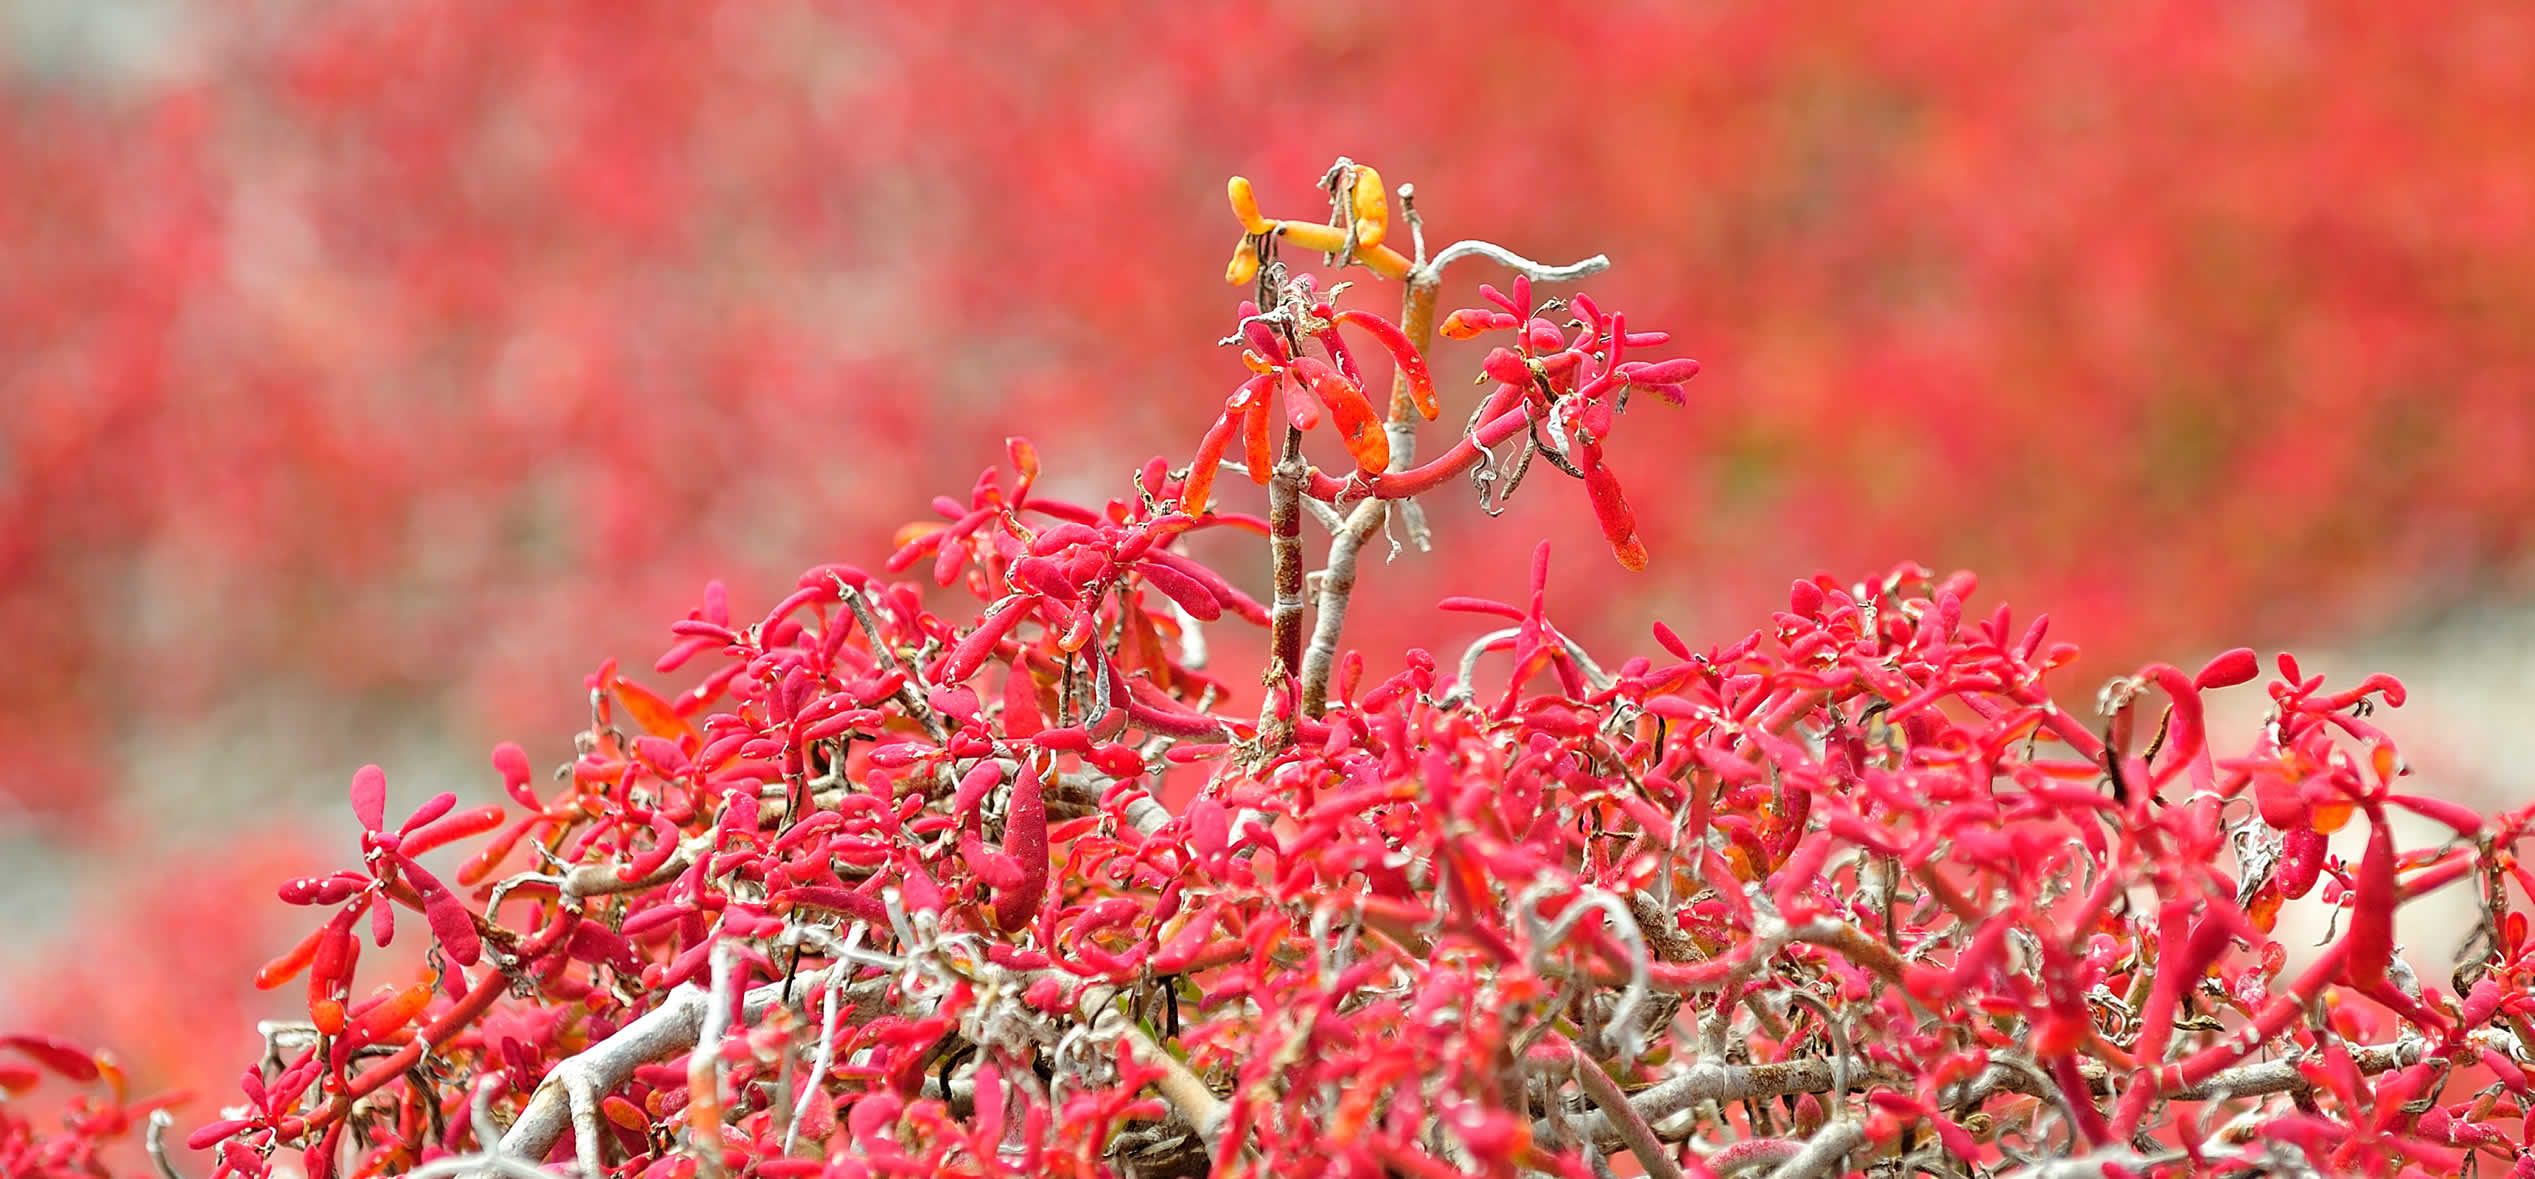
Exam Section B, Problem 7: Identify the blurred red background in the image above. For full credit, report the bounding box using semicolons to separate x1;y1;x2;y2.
5;0;2531;1163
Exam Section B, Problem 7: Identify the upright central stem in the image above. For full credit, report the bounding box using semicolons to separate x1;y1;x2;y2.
1260;425;1308;741
1384;268;1443;462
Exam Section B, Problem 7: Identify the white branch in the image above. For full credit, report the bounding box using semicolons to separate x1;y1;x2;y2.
498;965;870;1169
1427;240;1611;282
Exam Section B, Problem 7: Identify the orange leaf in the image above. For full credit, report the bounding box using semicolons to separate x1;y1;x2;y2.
256;924;326;990
1276;220;1347;254
893;521;946;551
1347;165;1387;249
1007;436;1040;491
2248;882;2283;933
1181;409;1237;514
1225;235;1260;286
1226;175;1269;235
604;1095;649;1132
611;674;698;747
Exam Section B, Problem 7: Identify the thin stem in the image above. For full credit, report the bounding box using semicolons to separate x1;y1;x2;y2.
1781;990;1853;1119
1120;1017;1227;1152
1298;503;1384;716
840;584;948;743
784;969;844;1155
1301;392;1536;503
407;1079;552;1179
500;964;855;1165
1759;1121;1867;1179
1259;426;1307;743
1712;1139;1806;1176
1428;239;1611;282
688;944;742;1179
145;1112;187;1179
1549;1034;1684;1179
1383;268;1442;472
1546;1035;2429;1155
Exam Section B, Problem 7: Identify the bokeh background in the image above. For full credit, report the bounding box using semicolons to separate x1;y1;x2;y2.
5;0;2531;1166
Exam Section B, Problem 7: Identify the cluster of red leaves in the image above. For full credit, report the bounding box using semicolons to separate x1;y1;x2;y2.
9;0;2535;832
137;171;2535;1176
0;1035;184;1178
173;518;2535;1177
1183;164;1697;582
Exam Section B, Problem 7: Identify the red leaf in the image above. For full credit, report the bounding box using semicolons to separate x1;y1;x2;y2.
1003;662;1048;739
1583;460;1648;571
2388;792;2484;840
774;885;888;924
398;790;457;835
307;906;362;1035
0;1034;99;1083
349;764;388;832
186;1119;255;1151
953;762;1003;821
2193;647;2260;690
1138;560;1224;622
401;804;507;857
993;763;1049;932
491;742;537;807
1152;900;1225;972
1437;595;1523;621
567;922;639;973
1332;307;1438;420
2346;810;2396;989
960;824;1027;890
936;593;1039;685
2276;824;2327;900
400;856;483;967
1141;549;1267;627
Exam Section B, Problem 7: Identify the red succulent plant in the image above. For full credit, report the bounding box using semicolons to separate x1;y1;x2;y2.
12;161;2534;1179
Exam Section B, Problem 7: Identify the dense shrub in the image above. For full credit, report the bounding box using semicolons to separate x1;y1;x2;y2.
12;162;2528;1178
